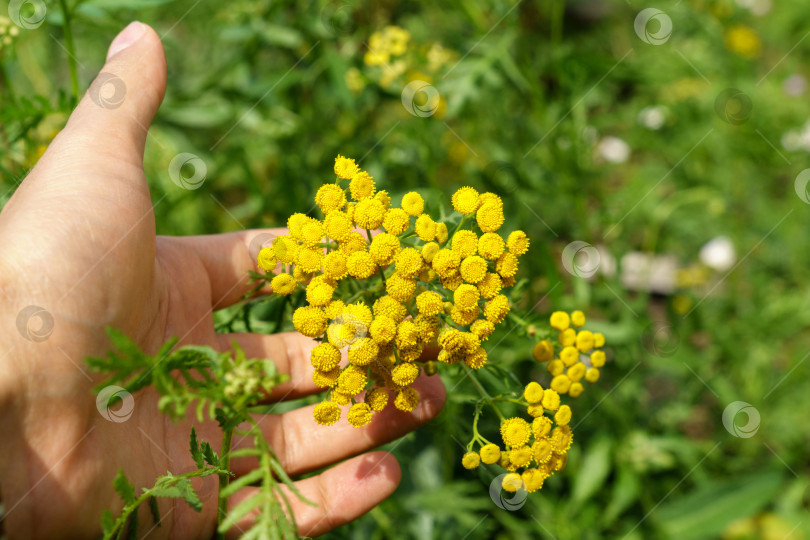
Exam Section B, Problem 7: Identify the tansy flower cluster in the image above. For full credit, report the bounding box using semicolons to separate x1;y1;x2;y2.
531;310;607;397
255;155;526;429
461;382;573;493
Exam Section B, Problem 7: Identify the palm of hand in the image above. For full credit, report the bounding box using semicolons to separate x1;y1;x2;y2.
0;23;444;539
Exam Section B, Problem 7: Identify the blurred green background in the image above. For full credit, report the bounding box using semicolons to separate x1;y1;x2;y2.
2;0;810;538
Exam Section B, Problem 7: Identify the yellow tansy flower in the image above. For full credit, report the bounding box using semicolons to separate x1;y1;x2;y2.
480;443;501;465
555;405;572;426
365;387;389;412
401;191;425;216
435;222;449;243
334;154;360;179
451;186;480;215
432;249;462;278
347;251;377;279
354;198;386;230
347;402;373;428
477;232;505;260
369;316;397;344
416;290;443;316
313;401;341;426
322;251;348;280
394;387;420;411
349;170;376;200
386;272;417;301
558;328;576;347
523;382;544;404
500;417;531;447
415;214;437;241
257;246;276;272
476;201;505;232
451;230;478;258
506;230;530;256
532;339;553;362
383;208;410;235
484;294;509;324
315;183;347;214
461;451;481;470
495;252;519;278
293;306;327;338
575;330;594;352
324;211;352;242
369;232;401;265
395;247;423;277
460;255;488;283
270;273;297;295
310;342;341;371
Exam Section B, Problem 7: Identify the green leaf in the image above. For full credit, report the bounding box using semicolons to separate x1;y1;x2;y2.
100;509;115;534
190;428;204;469
113;470;136;504
654;470;784;539
219;468;263;499
148;496;162;528
218;492;263;533
570;436;613;508
602;462;641;526
151;475;203;512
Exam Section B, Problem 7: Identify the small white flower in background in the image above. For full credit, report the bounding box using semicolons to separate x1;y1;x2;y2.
735;0;772;16
597;136;631;164
783;74;807;97
637;106;668;130
699;236;736;272
781;119;810;153
581;125;599;145
620;252;678;294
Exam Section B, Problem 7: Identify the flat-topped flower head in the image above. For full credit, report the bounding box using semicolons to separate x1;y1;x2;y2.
334;154;360;179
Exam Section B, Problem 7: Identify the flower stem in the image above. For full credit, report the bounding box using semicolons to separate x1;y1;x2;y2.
58;0;80;103
462;364;505;422
216;427;234;538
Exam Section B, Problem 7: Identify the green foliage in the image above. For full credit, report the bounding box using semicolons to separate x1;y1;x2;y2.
101;429;227;540
88;330;305;539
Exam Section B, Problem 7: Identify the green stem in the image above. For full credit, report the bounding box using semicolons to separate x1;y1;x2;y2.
58;0;80;103
450;215;470;238
462;364;505;421
216;428;234;538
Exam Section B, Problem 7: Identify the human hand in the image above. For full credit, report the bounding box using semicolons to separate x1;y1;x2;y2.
0;22;445;538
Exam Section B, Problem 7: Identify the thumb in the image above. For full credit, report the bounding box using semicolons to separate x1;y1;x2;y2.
60;21;167;163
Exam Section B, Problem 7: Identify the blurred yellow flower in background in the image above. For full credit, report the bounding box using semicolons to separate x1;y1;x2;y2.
725;25;762;58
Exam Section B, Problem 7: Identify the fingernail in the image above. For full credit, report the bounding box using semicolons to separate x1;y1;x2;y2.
107;21;146;60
